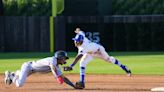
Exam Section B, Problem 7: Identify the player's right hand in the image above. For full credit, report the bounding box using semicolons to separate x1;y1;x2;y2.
63;66;73;71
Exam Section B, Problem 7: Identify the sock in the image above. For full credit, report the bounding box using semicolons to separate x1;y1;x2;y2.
114;59;122;67
120;65;129;73
110;56;122;66
80;67;85;83
109;56;129;72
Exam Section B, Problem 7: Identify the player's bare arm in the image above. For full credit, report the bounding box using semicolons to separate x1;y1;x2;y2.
60;75;76;88
50;64;77;88
50;63;66;84
63;54;83;71
70;54;83;67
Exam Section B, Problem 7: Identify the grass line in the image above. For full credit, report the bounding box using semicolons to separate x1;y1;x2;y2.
0;52;164;75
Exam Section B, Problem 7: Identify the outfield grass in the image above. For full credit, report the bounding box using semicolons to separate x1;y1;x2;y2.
0;52;164;75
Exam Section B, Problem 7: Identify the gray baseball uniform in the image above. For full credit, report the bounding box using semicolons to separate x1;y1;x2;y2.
13;56;62;87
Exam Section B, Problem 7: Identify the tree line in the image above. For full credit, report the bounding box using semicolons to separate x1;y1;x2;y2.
0;0;164;16
113;0;164;15
1;0;51;16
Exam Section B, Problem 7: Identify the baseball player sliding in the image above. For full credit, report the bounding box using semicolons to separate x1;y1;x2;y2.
64;28;132;89
4;50;78;89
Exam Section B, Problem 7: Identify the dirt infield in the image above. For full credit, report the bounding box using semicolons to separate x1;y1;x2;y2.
1;74;164;92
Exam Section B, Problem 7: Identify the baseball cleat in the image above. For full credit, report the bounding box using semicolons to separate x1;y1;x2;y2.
121;65;132;77
75;81;85;89
4;71;13;85
126;69;132;77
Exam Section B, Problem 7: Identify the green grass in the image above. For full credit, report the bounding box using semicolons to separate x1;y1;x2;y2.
0;52;164;75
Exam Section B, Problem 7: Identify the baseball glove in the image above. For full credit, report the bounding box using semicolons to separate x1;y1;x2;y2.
63;66;73;71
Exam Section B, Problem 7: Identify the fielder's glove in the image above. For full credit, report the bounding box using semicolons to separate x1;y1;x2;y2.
75;81;85;89
63;66;73;71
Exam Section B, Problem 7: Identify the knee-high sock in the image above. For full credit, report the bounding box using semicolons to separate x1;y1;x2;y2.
110;57;122;66
80;67;85;83
109;56;127;70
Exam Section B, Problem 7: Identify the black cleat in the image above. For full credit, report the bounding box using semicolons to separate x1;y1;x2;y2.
121;65;132;77
75;81;85;89
4;71;13;85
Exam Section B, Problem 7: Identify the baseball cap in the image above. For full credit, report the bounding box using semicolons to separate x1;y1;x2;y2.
72;34;84;42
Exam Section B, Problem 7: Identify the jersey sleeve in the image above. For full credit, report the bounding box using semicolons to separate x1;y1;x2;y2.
50;57;62;77
50;57;57;67
55;66;62;77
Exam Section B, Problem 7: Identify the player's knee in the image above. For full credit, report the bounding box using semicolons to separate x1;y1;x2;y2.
16;80;23;87
80;54;92;67
80;58;86;67
22;62;31;70
109;56;116;64
22;62;28;68
15;70;20;76
80;61;87;67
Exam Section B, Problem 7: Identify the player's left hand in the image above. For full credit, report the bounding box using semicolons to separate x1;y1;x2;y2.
63;66;73;71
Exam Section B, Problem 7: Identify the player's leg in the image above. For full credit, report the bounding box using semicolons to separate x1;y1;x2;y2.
96;46;131;76
12;62;32;87
78;53;93;88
